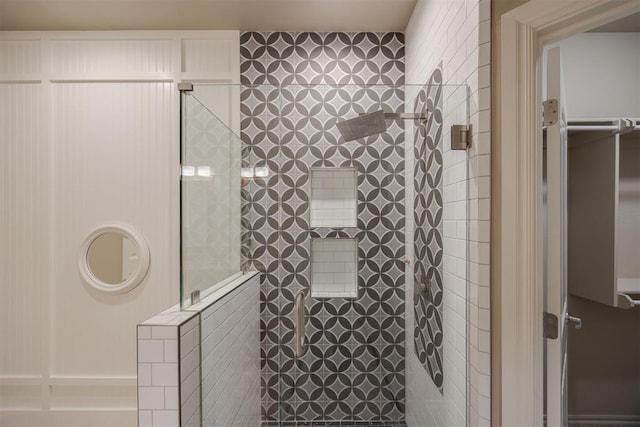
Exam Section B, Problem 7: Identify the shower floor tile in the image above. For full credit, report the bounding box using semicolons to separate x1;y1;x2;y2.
260;422;407;427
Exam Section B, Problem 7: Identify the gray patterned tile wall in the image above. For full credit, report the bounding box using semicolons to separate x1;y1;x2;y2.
412;67;444;391
239;32;406;423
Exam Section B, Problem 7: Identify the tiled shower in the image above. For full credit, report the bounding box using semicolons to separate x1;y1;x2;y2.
1;10;486;424
162;30;470;427
235;32;468;425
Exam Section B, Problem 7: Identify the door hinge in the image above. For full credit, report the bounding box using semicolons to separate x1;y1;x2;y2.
543;99;558;126
543;312;558;339
451;124;471;150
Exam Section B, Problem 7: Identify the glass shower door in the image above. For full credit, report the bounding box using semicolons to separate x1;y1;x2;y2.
406;80;470;427
266;82;408;423
180;89;243;308
231;80;470;426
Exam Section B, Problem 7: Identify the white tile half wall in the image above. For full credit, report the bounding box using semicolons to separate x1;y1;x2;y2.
138;310;199;427
198;275;261;427
137;272;261;427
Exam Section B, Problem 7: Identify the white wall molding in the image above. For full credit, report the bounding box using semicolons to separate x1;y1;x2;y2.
48;376;138;386
499;14;543;426
498;1;640;425
1;30;241;84
0;29;240;427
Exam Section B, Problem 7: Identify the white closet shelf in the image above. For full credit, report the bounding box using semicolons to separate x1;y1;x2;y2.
617;278;640;294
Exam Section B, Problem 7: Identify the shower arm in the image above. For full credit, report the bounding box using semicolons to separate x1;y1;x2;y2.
359;112;427;120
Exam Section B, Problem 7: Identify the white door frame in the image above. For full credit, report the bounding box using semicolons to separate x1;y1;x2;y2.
498;1;640;425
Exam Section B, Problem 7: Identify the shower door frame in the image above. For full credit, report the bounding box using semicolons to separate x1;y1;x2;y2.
498;0;640;425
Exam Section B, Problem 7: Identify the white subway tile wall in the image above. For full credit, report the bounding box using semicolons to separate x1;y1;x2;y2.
311;238;358;298
310;168;357;228
199;274;260;427
405;0;492;426
138;273;261;427
179;316;200;427
138;325;183;427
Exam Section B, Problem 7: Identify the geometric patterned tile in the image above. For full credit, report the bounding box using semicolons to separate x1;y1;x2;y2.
241;31;406;423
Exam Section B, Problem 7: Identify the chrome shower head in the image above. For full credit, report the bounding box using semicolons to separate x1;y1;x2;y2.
335;110;428;142
336;110;387;142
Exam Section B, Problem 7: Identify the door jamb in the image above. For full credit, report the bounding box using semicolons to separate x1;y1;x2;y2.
498;1;640;425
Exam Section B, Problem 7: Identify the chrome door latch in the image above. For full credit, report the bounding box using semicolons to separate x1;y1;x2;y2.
544;312;582;339
565;314;582;330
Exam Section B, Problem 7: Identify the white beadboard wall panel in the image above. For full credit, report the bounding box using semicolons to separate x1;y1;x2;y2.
0;40;41;75
0;410;137;427
0;84;46;378
405;0;491;426
0;385;41;410
50;384;137;409
0;30;240;427
51;82;176;376
50;39;175;75
182;36;239;74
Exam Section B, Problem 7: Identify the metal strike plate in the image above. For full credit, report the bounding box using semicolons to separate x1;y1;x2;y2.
543;312;558;339
451;124;471;150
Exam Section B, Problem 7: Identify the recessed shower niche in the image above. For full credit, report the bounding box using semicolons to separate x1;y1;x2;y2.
310;167;357;228
311;238;358;298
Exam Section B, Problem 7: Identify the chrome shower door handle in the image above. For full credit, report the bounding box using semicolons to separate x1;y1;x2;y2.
294;290;306;358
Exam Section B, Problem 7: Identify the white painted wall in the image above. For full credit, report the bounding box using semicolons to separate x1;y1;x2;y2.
559;32;640;119
405;1;491;426
0;30;239;427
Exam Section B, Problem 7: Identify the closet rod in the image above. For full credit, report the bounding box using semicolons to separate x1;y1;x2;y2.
567;125;640;132
567;118;639;133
